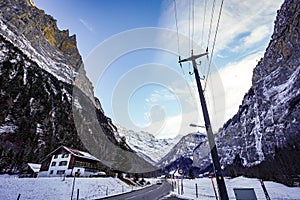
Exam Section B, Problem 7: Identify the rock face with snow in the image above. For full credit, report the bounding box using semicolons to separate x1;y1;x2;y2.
117;125;182;164
157;132;208;176
0;0;93;97
190;0;300;184
0;0;131;173
217;0;299;167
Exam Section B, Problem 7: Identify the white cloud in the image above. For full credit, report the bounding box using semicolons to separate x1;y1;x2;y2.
218;51;264;120
233;25;270;52
145;88;177;104
244;26;270;47
159;0;283;54
142;109;205;139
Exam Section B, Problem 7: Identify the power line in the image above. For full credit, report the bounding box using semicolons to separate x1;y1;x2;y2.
191;0;195;51
188;0;191;52
207;0;216;50
200;0;207;51
188;0;192;76
204;0;225;92
173;0;181;57
173;0;196;101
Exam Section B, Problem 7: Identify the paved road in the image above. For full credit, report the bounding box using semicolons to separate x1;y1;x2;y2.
162;197;188;200
100;181;172;200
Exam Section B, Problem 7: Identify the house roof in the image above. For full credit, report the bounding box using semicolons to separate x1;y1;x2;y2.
41;146;100;162
28;163;41;173
63;146;100;162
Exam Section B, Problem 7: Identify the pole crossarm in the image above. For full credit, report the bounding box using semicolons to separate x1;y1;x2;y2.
178;52;208;63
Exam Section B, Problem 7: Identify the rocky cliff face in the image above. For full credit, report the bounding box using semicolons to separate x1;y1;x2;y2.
192;0;299;184
0;0;130;173
217;0;299;167
0;0;93;98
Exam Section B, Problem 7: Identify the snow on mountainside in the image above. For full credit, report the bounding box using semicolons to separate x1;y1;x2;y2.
116;126;210;175
0;0;93;98
0;0;138;173
216;0;300;167
156;132;207;174
117;125;182;164
0;18;74;84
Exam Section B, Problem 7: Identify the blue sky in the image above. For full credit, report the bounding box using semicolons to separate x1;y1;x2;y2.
34;0;284;138
34;0;163;58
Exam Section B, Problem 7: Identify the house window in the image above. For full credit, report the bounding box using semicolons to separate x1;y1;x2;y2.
59;161;68;166
54;155;58;159
62;154;69;158
45;162;50;167
50;170;54;174
57;170;65;175
51;162;56;166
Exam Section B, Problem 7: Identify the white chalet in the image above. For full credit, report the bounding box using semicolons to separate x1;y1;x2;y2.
38;146;101;177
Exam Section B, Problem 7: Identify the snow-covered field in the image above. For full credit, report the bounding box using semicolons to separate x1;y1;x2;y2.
0;175;299;200
0;175;152;200
168;176;300;200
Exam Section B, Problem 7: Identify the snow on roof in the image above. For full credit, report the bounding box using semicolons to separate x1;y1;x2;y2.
41;146;101;163
63;146;100;162
27;163;41;173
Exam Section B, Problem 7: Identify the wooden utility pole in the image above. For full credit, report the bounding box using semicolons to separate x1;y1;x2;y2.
179;51;229;200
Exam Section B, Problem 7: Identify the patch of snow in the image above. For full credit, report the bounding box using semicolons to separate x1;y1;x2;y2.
23;66;27;85
0;177;136;200
73;98;82;110
62;88;72;102
0;125;18;134
64;146;100;162
0;176;298;200
43;83;51;96
114;131;122;143
169;176;300;200
29;97;35;115
27;163;41;173
9;68;17;79
252;101;264;163
4;114;11;122
36;123;43;135
13;93;20;103
264;65;300;104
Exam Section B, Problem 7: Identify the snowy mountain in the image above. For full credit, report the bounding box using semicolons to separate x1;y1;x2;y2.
156;132;208;176
117;126;210;176
0;0;144;173
117;125;183;164
191;0;300;186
